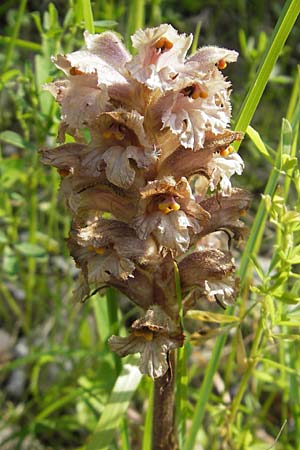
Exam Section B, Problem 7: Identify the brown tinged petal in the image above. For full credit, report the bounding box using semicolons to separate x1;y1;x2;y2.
157;130;243;179
109;305;183;378
110;255;178;315
72;274;90;303
53;32;130;87
84;31;131;69
67;237;135;285
70;218;160;265
102;144;157;189
179;249;237;306
40;143;86;174
73;184;138;223
95;109;150;148
134;177;210;254
197;188;253;243
127;24;192;91
179;249;235;286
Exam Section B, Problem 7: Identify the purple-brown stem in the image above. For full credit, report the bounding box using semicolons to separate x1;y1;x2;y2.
152;351;178;450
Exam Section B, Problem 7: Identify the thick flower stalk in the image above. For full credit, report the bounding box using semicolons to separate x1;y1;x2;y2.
42;25;251;449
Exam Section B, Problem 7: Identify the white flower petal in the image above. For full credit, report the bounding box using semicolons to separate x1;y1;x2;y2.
127;24;192;90
161;75;232;149
208;153;244;195
188;46;238;70
84;31;131;68
44;77;109;129
204;277;236;305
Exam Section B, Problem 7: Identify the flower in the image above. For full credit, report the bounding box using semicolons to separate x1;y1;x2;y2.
45;31;131;135
133;176;210;254
160;71;232;149
187;46;238;71
127;24;192;90
109;305;184;378
207;151;244;195
179;249;237;306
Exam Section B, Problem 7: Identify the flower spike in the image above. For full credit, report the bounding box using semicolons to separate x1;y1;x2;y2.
42;24;250;380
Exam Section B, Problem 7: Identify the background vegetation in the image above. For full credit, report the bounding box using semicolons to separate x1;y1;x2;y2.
0;1;300;449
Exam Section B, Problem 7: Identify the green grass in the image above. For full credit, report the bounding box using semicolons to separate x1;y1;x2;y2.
0;1;300;449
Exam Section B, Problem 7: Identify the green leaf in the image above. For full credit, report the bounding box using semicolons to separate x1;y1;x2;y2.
81;0;95;33
246;125;270;158
0;230;8;244
281;154;298;171
0;158;27;188
2;246;18;276
86;358;142;450
281;118;293;155
93;20;118;28
287;245;300;265
0;36;41;52
0;130;34;151
186;310;240;324
0;69;20;84
15;242;46;257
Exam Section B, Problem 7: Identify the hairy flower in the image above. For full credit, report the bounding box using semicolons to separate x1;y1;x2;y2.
42;24;250;379
134;176;210;254
208;151;244;194
127;24;192;90
109;305;183;378
161;73;232;149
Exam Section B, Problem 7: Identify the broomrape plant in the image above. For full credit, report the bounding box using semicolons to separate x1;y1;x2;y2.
41;24;251;448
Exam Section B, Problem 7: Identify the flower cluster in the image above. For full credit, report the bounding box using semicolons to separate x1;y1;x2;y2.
41;25;251;379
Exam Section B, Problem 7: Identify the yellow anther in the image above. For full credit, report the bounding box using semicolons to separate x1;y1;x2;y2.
102;130;113;139
69;67;84;76
217;59;227;70
88;246;106;255
102;130;124;141
133;329;154;341
158;200;180;214
220;145;234;157
182;84;208;100
154;37;173;52
192;85;208;100
114;131;125;140
95;247;106;255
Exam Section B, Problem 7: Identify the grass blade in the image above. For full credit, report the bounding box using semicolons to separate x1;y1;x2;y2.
81;0;95;33
142;380;154;450
86;358;142;450
234;0;300;143
2;0;27;72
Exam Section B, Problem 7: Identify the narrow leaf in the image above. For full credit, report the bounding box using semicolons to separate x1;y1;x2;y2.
246;125;270;158
86;359;142;450
186;310;240;324
15;242;46;257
